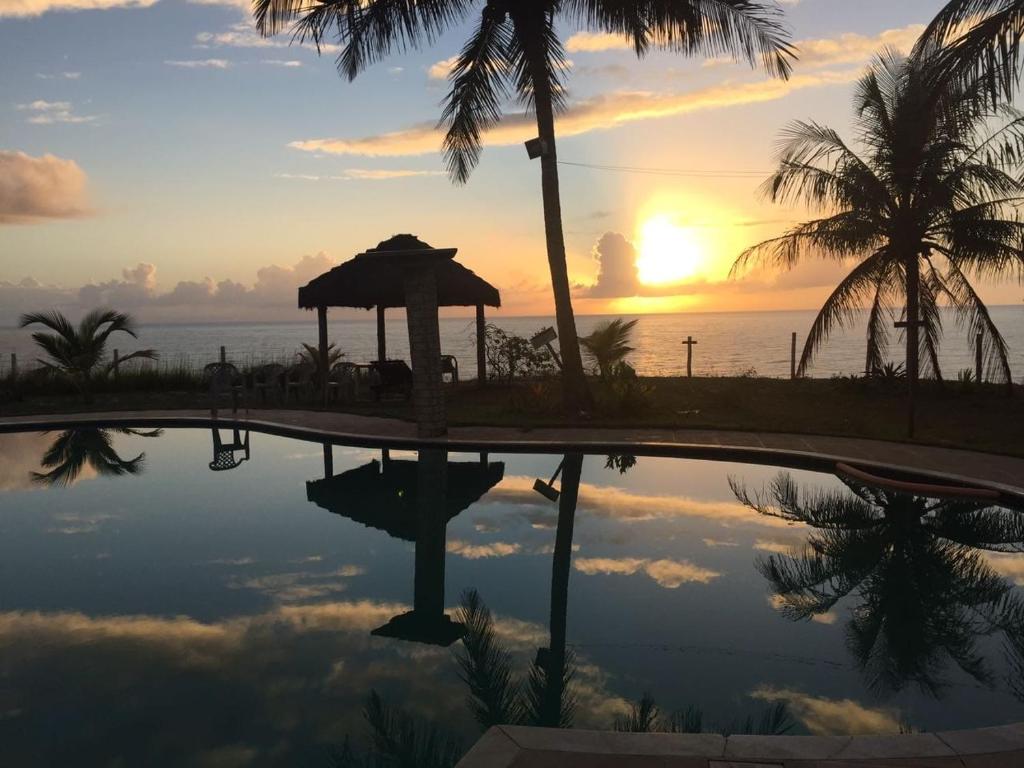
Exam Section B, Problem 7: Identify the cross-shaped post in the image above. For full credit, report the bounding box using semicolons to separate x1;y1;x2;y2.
682;336;698;378
894;318;927;438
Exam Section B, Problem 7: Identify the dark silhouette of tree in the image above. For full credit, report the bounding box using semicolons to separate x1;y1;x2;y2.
252;0;795;412
32;428;163;488
732;472;1024;697
19;309;158;399
732;50;1024;408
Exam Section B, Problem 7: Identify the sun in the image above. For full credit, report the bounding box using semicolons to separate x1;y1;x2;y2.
635;215;705;286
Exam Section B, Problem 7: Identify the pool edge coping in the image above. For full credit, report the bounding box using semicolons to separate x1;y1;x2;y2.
457;723;1024;766
2;410;1022;502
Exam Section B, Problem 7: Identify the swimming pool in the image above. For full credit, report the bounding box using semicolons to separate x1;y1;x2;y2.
1;426;1022;766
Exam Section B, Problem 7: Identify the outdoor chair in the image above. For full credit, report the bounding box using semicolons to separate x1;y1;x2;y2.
252;363;285;404
370;360;413;401
203;362;246;417
284;363;315;404
441;355;459;385
328;362;358;404
209;428;250;471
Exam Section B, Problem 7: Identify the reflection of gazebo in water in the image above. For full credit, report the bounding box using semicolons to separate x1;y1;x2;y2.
298;235;501;430
307;447;505;645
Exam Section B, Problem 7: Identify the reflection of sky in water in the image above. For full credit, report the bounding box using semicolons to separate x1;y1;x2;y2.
1;428;1023;766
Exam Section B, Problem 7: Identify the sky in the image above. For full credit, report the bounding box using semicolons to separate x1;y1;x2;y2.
1;0;1020;323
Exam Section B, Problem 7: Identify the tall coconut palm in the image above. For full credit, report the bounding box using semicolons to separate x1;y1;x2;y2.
253;0;796;411
732;472;1024;697
733;50;1024;433
920;1;1024;104
19;309;158;399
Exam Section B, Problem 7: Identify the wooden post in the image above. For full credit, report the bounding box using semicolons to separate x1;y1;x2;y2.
376;305;387;363
682;336;698;378
976;331;984;386
317;305;329;406
476;304;486;387
790;333;797;380
113;348;120;379
220;346;226;364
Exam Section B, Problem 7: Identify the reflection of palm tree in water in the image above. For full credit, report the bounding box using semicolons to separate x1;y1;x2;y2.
32;428;163;487
731;472;1024;697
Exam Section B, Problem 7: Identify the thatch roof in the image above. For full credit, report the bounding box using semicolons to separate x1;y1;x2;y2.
297;234;501;310
306;457;506;540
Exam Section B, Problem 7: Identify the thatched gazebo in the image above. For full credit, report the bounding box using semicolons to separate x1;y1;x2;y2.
298;235;501;424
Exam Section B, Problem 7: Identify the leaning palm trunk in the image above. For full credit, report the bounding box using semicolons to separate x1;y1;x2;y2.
905;250;921;436
526;42;590;410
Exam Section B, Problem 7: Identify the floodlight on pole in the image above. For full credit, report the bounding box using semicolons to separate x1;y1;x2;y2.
533;459;565;502
530;326;563;370
525;137;549;160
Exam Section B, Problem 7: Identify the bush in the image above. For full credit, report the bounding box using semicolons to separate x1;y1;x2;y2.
593;362;652;416
483;324;556;384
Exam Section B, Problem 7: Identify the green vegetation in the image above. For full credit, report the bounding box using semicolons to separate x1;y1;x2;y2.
580;318;638;381
18;309;159;400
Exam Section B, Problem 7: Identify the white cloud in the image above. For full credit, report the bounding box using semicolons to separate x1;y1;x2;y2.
289;69;859;158
0;0;155;18
195;22;340;53
446;540;521;559
0;151;92;224
428;55;459;80
164;59;232;69
261;59;302;68
274;169;444;181
16;99;98;125
36;71;81;80
565;31;632;53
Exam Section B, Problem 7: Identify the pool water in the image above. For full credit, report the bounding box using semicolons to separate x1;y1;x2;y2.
1;427;1023;766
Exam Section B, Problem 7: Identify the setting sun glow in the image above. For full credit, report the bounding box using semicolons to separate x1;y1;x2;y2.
635;215;705;285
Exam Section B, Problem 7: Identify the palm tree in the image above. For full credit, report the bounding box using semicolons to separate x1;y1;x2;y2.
580;318;637;381
920;1;1024;104
731;472;1024;697
32;428;163;487
253;0;796;412
19;309;158;399
733;50;1024;434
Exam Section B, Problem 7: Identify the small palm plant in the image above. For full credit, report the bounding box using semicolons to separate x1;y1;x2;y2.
19;309;158;399
298;342;344;380
580;319;638;381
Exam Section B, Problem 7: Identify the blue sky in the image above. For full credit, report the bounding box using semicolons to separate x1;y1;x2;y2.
4;0;1011;322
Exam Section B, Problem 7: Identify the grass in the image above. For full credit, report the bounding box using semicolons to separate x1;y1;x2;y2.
2;373;1022;458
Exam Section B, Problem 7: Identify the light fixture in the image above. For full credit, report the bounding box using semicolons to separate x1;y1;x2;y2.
525;137;548;160
533;459;565;502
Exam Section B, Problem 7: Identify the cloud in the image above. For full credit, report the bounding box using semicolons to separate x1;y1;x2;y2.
195;22;340;53
751;686;902;735
574;556;720;588
16;99;98;125
985;552;1024;586
164;59;232;69
565;31;632;53
275;169;444;182
290;69;859;159
36;71;81;80
0;0;156;18
428;55;459;80
583;232;640;298
446;540;521;560
0;151;92;224
262;59;302;67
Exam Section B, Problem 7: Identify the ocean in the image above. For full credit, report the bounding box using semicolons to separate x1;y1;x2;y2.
2;307;1023;381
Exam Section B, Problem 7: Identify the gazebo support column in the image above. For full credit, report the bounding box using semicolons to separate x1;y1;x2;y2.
476;304;486;387
376;305;387;362
317;305;329;407
404;267;446;437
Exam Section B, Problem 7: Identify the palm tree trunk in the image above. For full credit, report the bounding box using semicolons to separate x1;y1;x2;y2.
906;252;921;437
542;452;583;727
526;41;592;412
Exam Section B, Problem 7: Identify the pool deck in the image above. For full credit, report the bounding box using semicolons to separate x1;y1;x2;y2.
1;408;1022;497
4;408;1024;765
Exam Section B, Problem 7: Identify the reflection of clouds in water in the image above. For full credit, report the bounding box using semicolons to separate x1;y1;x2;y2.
0;599;628;764
766;594;837;625
703;538;739;548
987;552;1024;586
0;432;97;491
575;557;721;588
46;511;116;535
751;686;902;735
446;540;521;559
484;476;799;529
228;566;366;602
